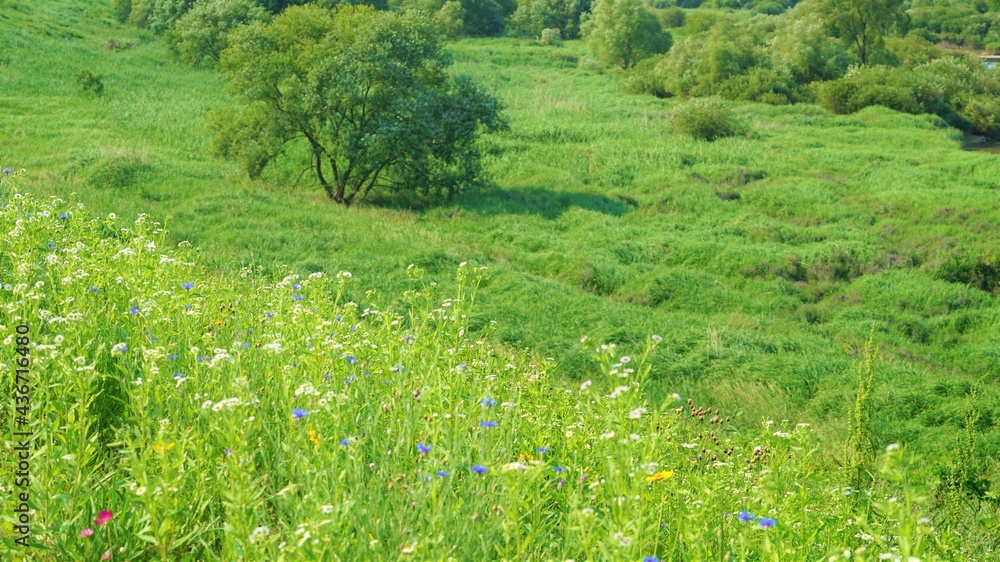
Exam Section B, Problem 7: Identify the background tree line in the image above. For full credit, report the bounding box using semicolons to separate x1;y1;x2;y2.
106;0;1000;205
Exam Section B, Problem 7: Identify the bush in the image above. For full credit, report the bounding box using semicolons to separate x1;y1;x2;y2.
111;0;133;23
83;152;153;189
148;0;196;33
508;0;591;39
670;96;745;140
165;0;270;66
73;69;105;96
659;6;685;28
433;1;466;37
753;0;784;15
814;57;1000;137
540;27;562;45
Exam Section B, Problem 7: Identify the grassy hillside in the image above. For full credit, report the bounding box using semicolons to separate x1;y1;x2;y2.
0;183;986;560
2;0;1000;480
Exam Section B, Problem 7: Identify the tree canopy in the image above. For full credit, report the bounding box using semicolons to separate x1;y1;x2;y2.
209;4;507;206
581;0;672;70
823;0;908;65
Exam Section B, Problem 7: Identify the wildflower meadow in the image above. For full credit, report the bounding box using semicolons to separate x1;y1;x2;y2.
0;177;991;560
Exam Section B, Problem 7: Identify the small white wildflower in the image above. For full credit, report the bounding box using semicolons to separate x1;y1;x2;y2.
249;526;270;544
628;407;646;419
136;486;147;496
579;380;592;391
886;443;900;452
600;431;615;440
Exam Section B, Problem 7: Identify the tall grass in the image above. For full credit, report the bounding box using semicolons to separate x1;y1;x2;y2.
1;0;999;542
1;182;992;560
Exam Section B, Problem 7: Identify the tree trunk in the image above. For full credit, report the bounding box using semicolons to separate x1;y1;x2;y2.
314;152;336;201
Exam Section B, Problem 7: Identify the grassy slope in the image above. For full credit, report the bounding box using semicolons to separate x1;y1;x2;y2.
2;0;1000;460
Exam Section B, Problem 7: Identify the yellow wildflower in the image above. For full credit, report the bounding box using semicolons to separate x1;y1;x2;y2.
644;470;674;482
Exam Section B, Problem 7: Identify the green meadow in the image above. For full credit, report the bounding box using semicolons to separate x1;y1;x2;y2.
2;0;1000;558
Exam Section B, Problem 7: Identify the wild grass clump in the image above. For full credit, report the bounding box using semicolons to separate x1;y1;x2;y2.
670;97;746;141
73;69;104;96
0;182;989;560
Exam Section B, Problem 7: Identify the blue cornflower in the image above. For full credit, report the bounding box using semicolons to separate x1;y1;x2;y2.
480;420;497;428
471;465;488;474
390;365;404;372
291;408;308;419
339;439;350;447
737;511;756;523
168;354;178;360
758;518;777;529
335;316;342;322
184;304;192;310
293;294;305;301
2;168;11;175
644;557;660;562
182;282;193;290
58;213;68;220
48;242;54;250
129;306;139;315
173;373;185;380
265;312;274;318
90;286;99;292
346;356;358;364
536;447;550;453
416;442;432;455
116;345;128;354
553;466;566;473
436;471;450;478
293;283;301;290
479;397;496;407
224;449;232;455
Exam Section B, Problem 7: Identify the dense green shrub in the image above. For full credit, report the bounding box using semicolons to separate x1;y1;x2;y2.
84;152;153;189
433;0;466;37
937;252;1000;294
111;0;133;23
73;69;104;96
539;27;562;44
815;56;1000;137
394;0;514;36
670;96;745;140
508;0;591;39
164;0;270;66
753;0;784;15
655;22;768;97
658;6;685;28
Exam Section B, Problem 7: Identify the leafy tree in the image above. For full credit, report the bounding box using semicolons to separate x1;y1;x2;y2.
822;0;907;65
165;0;271;66
433;1;466;37
210;5;507;205
581;0;672;70
508;0;592;39
771;9;850;83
